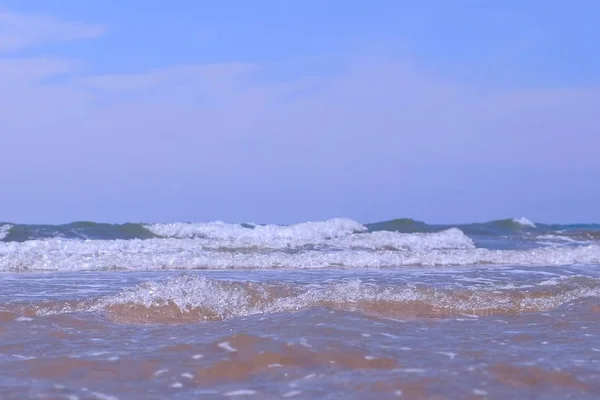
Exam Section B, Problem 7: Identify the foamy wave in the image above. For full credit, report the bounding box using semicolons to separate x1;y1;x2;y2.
0;223;472;255
331;228;474;251
146;220;471;251
513;217;536;228
535;232;600;248
145;218;366;242
177;227;474;251
535;234;592;247
1;236;599;271
0;224;11;241
13;275;597;323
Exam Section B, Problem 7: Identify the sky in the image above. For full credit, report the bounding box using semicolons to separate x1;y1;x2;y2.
1;1;599;225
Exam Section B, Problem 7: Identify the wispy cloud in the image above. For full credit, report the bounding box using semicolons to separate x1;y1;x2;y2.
3;54;598;169
0;57;76;84
1;8;598;223
0;10;106;53
73;63;257;96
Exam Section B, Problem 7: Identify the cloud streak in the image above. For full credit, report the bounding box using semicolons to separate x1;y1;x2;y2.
0;10;106;53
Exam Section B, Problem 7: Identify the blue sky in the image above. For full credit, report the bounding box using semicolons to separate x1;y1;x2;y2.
1;1;599;224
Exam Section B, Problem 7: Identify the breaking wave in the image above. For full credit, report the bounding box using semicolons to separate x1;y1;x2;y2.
0;224;11;241
2;237;600;272
145;218;366;241
1;217;598;243
0;216;598;272
513;217;536;228
5;275;600;324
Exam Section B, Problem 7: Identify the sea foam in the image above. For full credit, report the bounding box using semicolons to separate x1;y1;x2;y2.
512;217;536;228
1;236;599;272
0;224;11;241
9;275;600;323
145;218;366;240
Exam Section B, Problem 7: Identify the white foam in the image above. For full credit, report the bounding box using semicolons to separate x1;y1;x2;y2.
224;389;256;396
437;352;457;359
513;217;536;228
85;275;600;321
397;368;427;373
328;228;474;251
1;236;599;271
283;390;303;397
218;342;237;352
536;234;594;247
13;354;36;360
88;392;118;400
146;218;366;242
0;224;10;241
144;219;473;251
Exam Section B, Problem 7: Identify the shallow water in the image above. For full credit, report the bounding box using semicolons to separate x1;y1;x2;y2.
2;266;600;399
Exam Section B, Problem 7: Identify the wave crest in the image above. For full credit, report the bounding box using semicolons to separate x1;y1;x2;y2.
0;224;11;241
73;275;600;323
0;222;157;242
2;240;599;272
2;217;599;244
512;217;536;228
145;218;366;241
335;228;473;251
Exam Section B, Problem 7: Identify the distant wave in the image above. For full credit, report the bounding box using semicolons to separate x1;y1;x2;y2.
1;216;597;243
512;217;536;227
0;224;11;241
364;218;431;233
145;218;367;241
364;217;535;233
368;217;600;239
0;221;158;242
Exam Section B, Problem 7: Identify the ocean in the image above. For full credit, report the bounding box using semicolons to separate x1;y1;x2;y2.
1;217;599;399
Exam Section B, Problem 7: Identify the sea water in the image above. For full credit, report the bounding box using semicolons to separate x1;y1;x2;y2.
1;217;599;399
